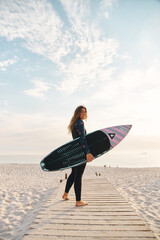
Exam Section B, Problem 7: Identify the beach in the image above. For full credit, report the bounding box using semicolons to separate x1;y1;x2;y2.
0;164;160;240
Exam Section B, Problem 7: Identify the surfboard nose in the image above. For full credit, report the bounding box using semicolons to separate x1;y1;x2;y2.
126;125;132;129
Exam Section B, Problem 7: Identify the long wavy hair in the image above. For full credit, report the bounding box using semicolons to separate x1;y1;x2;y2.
68;105;88;133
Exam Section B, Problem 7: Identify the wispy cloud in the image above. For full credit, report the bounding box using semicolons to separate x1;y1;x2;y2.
0;82;9;86
0;0;118;95
121;55;131;60
0;110;69;154
90;59;160;135
55;0;118;94
0;58;17;71
100;0;117;19
0;0;71;63
24;79;51;99
4;100;8;106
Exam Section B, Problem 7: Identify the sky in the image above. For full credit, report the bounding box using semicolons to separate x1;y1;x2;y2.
0;0;160;156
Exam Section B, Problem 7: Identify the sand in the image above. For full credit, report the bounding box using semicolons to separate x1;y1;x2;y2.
102;167;160;240
0;164;160;240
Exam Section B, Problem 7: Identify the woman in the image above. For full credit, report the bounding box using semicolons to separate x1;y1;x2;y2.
62;105;93;207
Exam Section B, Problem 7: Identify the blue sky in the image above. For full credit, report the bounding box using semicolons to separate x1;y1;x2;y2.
0;0;160;155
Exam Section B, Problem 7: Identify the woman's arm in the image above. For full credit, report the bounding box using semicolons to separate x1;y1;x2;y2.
75;120;90;154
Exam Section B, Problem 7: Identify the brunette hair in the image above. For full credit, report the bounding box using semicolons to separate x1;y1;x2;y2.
68;105;87;133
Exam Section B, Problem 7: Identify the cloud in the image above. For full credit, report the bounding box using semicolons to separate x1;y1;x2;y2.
0;108;159;155
0;0;118;95
89;60;160;135
0;58;17;71
0;110;70;154
100;0;117;19
121;55;131;60
55;39;118;94
4;100;8;106
0;0;71;63
0;82;9;86
24;79;51;99
92;60;160;99
55;0;118;94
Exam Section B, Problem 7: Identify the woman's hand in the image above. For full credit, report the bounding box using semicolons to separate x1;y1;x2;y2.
86;153;93;162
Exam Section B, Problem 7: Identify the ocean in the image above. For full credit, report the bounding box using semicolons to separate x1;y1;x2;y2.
0;151;159;168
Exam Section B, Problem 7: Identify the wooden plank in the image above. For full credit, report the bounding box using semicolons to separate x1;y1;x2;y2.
29;223;150;231
41;208;134;212
25;229;156;237
42;205;133;209
35;215;141;220
62;200;127;203
23;178;157;240
23;235;157;240
33;219;147;225
38;210;137;216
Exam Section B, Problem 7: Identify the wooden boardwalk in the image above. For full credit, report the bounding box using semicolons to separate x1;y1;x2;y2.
23;178;157;240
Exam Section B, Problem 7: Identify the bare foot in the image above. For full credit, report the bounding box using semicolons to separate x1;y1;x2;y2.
76;201;88;207
62;193;70;200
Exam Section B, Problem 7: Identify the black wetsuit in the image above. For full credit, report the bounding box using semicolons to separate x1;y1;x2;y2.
65;118;90;201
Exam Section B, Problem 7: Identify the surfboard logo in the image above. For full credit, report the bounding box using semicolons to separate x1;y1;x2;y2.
108;133;116;139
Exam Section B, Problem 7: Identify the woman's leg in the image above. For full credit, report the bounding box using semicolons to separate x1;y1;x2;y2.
62;167;75;200
74;163;87;206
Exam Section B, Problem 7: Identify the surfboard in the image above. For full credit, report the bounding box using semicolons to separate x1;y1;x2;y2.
40;125;132;171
